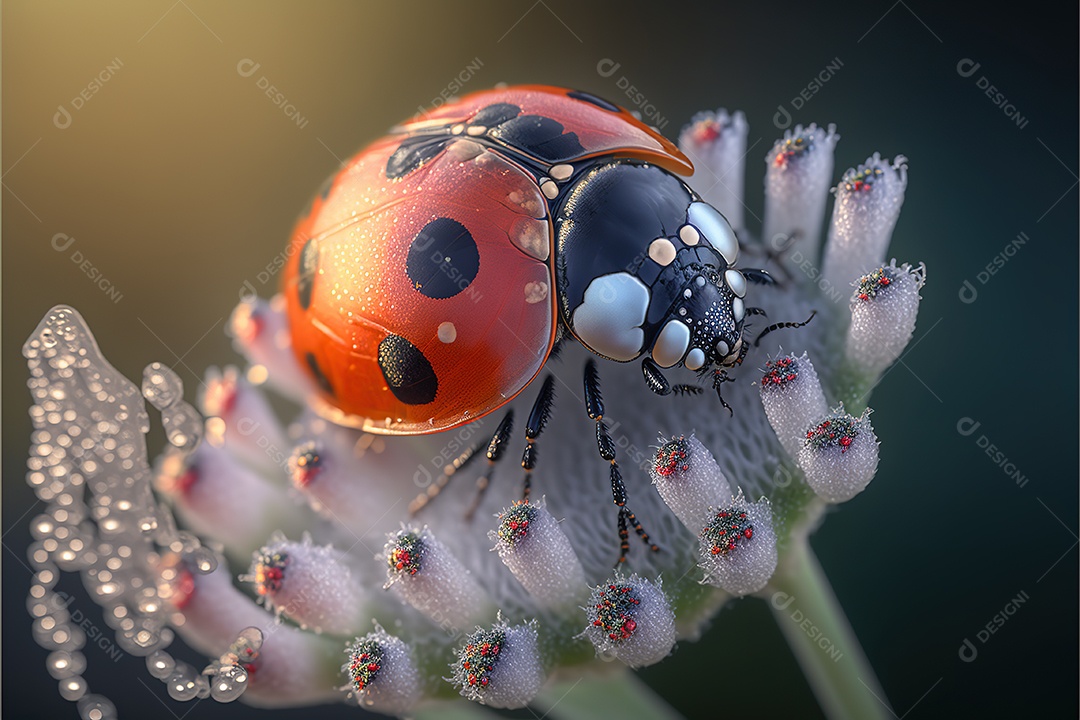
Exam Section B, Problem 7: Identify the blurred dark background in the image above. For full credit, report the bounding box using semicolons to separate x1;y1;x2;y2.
4;1;1077;718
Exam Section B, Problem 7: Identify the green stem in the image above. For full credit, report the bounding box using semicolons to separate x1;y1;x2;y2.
533;670;683;720
767;538;892;720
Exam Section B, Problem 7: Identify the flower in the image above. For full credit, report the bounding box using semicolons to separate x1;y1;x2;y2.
22;103;925;718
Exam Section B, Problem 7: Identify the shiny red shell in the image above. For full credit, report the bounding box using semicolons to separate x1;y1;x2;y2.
283;85;691;434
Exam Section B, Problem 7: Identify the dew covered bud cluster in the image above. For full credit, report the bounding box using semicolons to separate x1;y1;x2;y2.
22;101;926;718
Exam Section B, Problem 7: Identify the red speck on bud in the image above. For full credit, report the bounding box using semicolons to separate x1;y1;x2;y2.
694;123;721;143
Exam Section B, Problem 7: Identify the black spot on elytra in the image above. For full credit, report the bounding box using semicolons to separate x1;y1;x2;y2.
406;218;479;299
317;173;334;201
386;135;448;179
378;335;438;405
305;352;334;396
472;103;521;127
296;239;318;310
489;115;586;162
568;90;620;112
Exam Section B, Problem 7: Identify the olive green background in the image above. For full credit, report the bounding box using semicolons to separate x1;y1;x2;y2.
4;1;1077;718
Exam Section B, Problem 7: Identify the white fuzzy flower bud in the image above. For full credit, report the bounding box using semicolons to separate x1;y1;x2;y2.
845;261;926;378
228;295;315;401
679;109;749;231
155;554;342;707
698;494;777;596
822;154;908;291
199;365;289;475
581;574;676;668
154;442;297;557
797;407;880;503
382;526;490;629
242;533;369;636
762;124;839;258
344;627;421;715
286;440;383;540
759;352;829;460
450;620;545;708
490;500;587;608
649;435;734;532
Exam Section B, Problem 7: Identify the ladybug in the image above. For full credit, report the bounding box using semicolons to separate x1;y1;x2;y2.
282;85;783;560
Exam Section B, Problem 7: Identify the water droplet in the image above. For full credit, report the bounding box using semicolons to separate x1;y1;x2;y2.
209;666;249;703
191;547;217;574
166;666;200;702
147;650;176;679
77;694;118;720
58;675;88;701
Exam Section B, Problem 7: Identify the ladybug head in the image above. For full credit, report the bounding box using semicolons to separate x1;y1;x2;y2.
652;257;748;376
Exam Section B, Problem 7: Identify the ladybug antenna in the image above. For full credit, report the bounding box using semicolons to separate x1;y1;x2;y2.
753;310;817;348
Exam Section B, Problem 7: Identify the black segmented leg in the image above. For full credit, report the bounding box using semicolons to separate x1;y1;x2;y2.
520;375;556;502
745;306;768;318
742;268;776;287
408;411;513;517
464;411;516;520
584;359;660;564
754;310;818;347
641;357;703;398
710;370;736;417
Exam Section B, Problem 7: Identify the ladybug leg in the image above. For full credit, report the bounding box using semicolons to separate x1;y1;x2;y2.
584;359;661;565
463;411;517;521
742;269;776;287
710;370;736;417
757;231;799;285
642;358;703;398
520;375;556;502
641;357;673;396
744;306;768;318
408;411;514;518
408;437;485;516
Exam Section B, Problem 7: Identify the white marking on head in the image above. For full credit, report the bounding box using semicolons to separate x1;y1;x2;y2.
653;319;691;368
688;202;738;265
524;281;549;304
725;269;746;298
685;347;706;370
732;297;745;322
550;164;573;180
648;238;677;266
679;224;700;246
540;180;559;199
466;125;487;136
683;288;692;299
438;322;457;343
451;124;465;135
571;273;650;361
716;340;729;357
695;276;706;288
